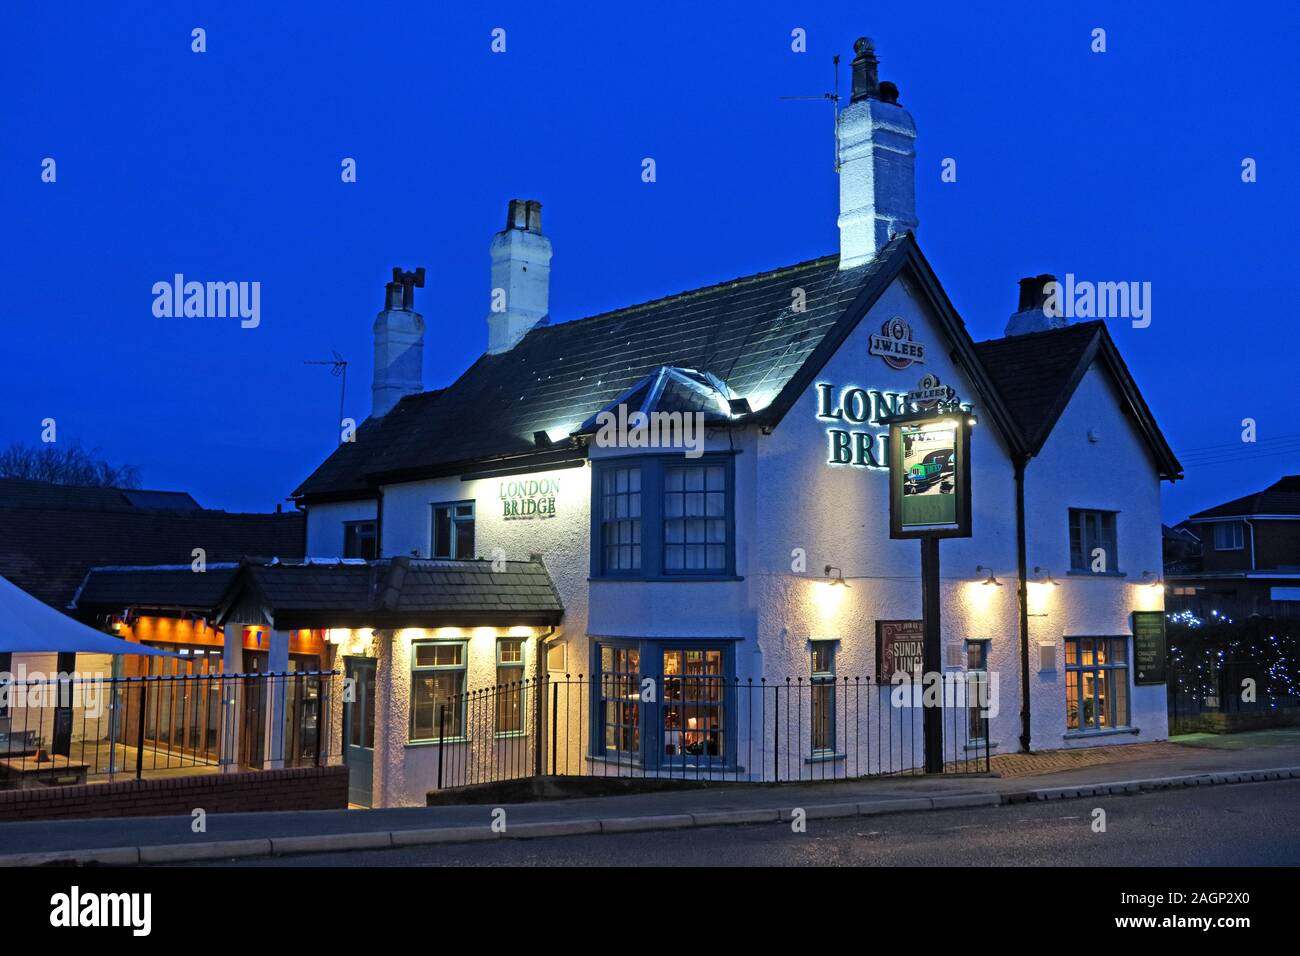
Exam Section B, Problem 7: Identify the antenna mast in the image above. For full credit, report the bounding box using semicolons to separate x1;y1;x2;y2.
304;351;349;441
780;54;842;172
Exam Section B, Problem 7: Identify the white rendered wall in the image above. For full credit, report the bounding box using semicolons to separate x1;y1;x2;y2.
1022;363;1168;748
304;499;377;557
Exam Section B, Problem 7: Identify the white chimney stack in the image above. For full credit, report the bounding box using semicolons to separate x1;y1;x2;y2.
487;199;552;354
1005;274;1069;336
837;38;918;270
371;267;425;417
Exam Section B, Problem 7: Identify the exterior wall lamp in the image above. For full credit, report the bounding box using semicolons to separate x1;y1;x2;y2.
974;565;1003;586
1141;570;1162;588
824;565;850;587
1032;566;1061;586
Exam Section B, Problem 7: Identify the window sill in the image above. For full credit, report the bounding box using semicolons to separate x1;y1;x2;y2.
589;575;745;584
805;751;846;765
965;740;996;752
1066;570;1128;579
406;737;469;748
1063;726;1140;740
493;731;527;740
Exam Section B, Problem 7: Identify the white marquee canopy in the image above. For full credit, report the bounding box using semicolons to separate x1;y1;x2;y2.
0;574;173;656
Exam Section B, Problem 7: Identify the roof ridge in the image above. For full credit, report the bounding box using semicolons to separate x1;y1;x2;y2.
975;319;1104;346
512;252;842;338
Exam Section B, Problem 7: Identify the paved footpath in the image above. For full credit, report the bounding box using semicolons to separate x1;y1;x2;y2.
2;729;1298;865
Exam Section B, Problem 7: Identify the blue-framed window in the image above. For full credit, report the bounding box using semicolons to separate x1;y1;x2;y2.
811;643;836;755
591;455;736;579
343;520;377;560
1065;637;1130;731
965;639;990;743
597;644;642;755
593;641;734;766
496;638;525;736
1069;509;1118;573
432;501;475;559
410;641;467;741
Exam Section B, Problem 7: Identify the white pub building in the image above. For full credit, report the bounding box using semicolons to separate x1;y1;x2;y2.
101;38;1182;807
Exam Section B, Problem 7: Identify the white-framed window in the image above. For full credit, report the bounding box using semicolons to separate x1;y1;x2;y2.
1065;637;1130;732
1213;521;1244;551
496;638;525;736
431;501;475;559
410;641;467;741
1069;509;1118;572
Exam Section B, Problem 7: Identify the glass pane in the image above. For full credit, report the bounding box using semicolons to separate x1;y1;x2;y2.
454;519;474;559
434;508;451;557
1066;671;1080;730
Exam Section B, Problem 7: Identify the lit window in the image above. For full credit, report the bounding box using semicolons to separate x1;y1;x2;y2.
496;639;525;735
661;648;725;760
1065;637;1130;732
432;502;475;559
597;644;641;755
410;641;467;741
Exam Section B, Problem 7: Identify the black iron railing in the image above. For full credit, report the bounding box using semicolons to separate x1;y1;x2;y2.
0;671;339;789
432;674;990;790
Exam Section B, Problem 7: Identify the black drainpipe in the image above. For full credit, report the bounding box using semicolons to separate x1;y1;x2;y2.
1015;455;1032;752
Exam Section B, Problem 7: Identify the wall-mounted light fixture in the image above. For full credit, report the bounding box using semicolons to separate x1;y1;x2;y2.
1140;570;1162;588
1032;566;1061;586
974;565;1003;587
824;565;850;587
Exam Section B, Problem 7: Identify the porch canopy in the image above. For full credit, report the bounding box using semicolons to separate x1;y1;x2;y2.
0;573;173;656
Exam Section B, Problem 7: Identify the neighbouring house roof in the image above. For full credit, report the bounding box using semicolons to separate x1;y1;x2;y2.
974;321;1183;480
1187;476;1300;521
213;556;565;629
0;478;306;610
292;233;1030;501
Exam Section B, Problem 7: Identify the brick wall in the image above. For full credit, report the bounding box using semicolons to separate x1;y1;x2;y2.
0;765;348;822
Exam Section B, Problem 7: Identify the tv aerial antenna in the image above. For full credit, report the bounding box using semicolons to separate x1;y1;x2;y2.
304;350;348;439
780;54;842;172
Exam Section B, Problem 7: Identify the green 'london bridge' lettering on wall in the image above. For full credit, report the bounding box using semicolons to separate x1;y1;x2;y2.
816;382;904;469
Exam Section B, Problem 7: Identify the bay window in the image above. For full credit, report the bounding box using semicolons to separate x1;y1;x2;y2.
591;455;735;579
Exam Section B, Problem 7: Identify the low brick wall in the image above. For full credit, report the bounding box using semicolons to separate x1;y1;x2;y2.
0;765;348;822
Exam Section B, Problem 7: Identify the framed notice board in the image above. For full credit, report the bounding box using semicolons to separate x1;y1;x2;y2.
1131;611;1167;685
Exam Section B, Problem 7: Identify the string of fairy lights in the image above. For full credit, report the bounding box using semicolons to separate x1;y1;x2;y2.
1165;609;1298;716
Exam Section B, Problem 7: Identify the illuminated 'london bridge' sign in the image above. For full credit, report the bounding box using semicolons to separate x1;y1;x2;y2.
815;381;971;469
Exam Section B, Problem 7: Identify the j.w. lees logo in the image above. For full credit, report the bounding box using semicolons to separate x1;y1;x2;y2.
868;317;926;370
500;478;559;520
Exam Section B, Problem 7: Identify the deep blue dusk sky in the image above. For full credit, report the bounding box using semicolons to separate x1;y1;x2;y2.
2;2;1297;522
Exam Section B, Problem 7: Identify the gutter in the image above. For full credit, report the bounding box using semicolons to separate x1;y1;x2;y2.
1015;455;1032;753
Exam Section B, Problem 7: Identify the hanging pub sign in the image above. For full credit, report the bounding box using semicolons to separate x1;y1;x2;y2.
881;397;973;539
1131;611;1167;685
876;619;924;680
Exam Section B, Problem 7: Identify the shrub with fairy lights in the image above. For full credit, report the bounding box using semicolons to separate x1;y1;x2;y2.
1166;611;1299;711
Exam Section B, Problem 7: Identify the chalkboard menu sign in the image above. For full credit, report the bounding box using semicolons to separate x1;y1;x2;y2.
1131;611;1167;685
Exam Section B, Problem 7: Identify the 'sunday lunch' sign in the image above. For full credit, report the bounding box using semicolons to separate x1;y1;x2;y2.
1131;611;1167;685
876;619;924;679
499;478;560;520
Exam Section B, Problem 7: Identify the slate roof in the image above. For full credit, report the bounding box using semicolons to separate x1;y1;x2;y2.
294;242;901;499
225;557;565;629
0;479;305;609
974;321;1182;479
73;565;240;613
1189;476;1300;520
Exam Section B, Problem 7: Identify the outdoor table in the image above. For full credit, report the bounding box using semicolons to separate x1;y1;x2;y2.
0;754;90;789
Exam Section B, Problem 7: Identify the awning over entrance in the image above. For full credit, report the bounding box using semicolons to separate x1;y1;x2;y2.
0;574;175;656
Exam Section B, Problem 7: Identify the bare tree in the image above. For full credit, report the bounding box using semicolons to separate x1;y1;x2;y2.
0;441;142;488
